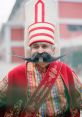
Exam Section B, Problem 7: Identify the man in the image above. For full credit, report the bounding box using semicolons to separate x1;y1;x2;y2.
0;0;82;117
0;42;82;117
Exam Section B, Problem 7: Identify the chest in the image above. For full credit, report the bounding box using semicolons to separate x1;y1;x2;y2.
27;65;65;100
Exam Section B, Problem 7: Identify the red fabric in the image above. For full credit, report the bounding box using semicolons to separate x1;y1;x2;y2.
7;62;80;117
8;63;27;91
60;63;80;117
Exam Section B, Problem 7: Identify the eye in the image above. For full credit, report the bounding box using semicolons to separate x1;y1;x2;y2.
32;45;39;49
42;44;49;49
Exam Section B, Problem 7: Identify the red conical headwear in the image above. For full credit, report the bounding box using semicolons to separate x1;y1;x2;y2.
25;0;60;57
27;0;56;46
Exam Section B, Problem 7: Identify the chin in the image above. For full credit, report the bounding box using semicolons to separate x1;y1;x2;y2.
38;62;49;68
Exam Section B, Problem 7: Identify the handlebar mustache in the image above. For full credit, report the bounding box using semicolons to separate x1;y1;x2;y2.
12;52;65;63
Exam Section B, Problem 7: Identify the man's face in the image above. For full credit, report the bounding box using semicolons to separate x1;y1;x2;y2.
30;42;55;67
30;42;54;56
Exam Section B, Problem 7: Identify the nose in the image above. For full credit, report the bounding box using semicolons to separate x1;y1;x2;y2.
38;47;44;53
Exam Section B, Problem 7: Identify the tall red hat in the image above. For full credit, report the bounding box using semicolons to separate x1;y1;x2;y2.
25;0;59;46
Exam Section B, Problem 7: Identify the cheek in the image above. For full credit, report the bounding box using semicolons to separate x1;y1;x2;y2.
31;49;37;55
45;49;53;55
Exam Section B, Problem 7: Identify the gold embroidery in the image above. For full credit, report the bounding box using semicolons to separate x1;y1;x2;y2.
48;68;57;82
4;109;13;117
0;76;8;93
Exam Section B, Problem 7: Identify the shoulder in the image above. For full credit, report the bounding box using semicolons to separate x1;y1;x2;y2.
55;61;73;73
53;61;71;69
6;63;28;91
57;61;76;82
7;63;28;87
8;63;27;78
58;61;72;69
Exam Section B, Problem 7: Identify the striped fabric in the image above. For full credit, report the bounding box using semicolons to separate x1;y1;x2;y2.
26;62;68;116
28;22;55;46
26;0;56;46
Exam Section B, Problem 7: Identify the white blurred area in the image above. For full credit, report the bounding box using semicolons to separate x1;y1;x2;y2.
0;61;19;79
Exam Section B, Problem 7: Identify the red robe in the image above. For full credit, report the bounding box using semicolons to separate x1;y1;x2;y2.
0;61;81;117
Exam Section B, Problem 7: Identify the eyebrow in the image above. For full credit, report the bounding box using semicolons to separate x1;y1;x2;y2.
32;44;38;47
31;43;52;47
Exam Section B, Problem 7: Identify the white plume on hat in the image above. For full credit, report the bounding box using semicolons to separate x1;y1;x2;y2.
24;0;60;57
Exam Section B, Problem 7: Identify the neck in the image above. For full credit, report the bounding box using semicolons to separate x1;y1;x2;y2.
36;62;49;73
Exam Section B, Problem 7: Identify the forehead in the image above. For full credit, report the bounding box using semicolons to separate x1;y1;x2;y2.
31;42;52;47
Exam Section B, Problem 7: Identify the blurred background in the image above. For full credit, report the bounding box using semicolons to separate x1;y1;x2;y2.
0;0;82;82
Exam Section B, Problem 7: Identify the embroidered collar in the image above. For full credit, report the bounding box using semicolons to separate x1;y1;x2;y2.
35;63;49;74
